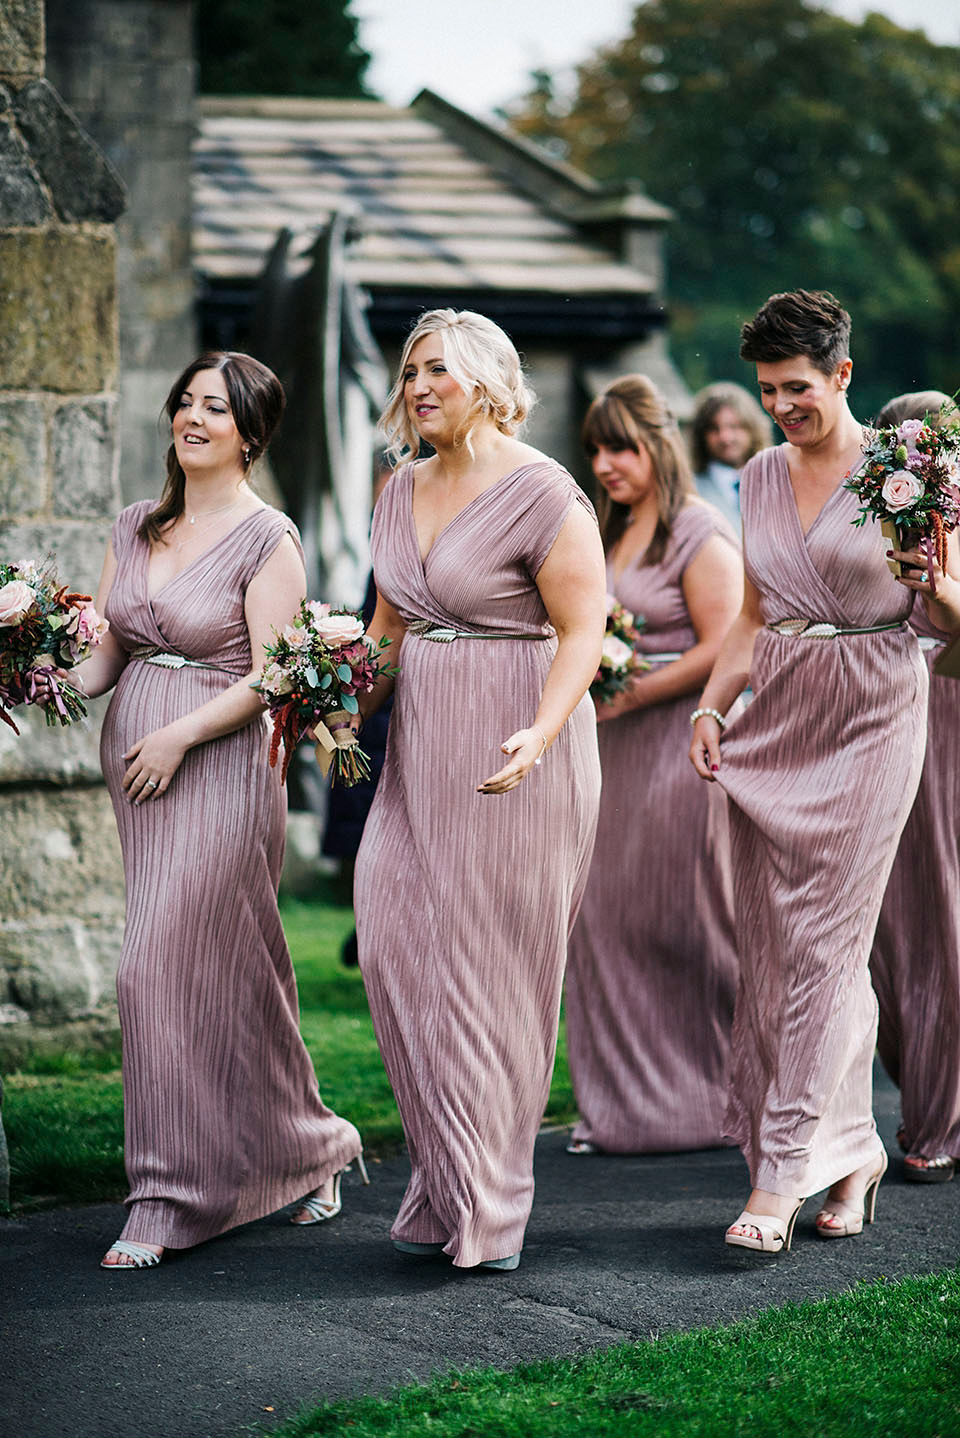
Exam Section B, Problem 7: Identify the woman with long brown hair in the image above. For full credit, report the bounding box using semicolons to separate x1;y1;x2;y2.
564;375;743;1156
37;352;365;1268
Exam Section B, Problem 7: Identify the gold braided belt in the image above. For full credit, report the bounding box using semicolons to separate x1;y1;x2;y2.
406;619;550;643
128;644;237;675
766;619;907;640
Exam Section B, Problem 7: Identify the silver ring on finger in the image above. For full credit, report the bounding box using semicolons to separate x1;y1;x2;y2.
920;571;929;583
145;779;158;789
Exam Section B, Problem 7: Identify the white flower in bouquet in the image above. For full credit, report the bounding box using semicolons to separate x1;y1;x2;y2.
601;634;635;669
881;470;924;512
0;579;37;627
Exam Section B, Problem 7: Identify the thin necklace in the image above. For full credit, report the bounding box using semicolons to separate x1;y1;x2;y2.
174;496;246;552
185;494;246;525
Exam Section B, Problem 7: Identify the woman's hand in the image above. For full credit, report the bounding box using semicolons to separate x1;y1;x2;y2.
122;723;189;804
26;664;75;706
594;687;636;724
689;714;723;782
891;534;960;631
477;726;547;794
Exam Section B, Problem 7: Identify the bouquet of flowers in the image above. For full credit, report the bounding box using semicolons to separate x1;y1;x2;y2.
846;414;960;594
0;557;108;732
254;600;397;786
590;596;650;706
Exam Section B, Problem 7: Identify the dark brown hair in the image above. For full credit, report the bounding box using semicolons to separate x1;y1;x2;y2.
739;290;852;377
138;351;285;545
690;382;772;474
582;374;693;566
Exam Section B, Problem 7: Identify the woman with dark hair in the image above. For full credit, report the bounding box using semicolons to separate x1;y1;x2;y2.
690;381;772;530
689;291;953;1253
38;352;365;1268
564;375;742;1155
870;390;960;1184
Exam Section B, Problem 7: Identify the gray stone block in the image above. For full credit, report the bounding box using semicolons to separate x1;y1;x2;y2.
0;787;124;922
0;518;114;595
0;692;109;783
0;113;50;224
0;230;118;393
0;0;44;79
12;79;125;223
0;396;46;518
1;918;123;1023
52;398;118;518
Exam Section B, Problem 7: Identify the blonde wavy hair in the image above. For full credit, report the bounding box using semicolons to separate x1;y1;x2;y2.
379;309;535;463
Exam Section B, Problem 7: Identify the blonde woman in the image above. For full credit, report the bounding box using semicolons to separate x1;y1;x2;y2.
353;309;606;1272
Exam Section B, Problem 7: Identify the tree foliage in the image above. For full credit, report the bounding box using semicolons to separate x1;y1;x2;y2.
507;0;960;413
197;0;373;100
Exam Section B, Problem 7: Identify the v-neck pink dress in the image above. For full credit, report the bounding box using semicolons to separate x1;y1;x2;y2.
870;598;960;1161
716;447;927;1197
565;503;740;1153
100;500;362;1249
354;460;602;1267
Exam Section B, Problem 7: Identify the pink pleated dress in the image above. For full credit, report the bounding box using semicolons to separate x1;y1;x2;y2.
870;598;960;1161
354;461;602;1267
716;447;927;1198
102;501;363;1249
565;502;740;1152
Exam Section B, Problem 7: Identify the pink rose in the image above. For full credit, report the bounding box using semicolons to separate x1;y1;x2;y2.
881;470;924;512
896;419;926;453
313;613;364;646
0;578;37;626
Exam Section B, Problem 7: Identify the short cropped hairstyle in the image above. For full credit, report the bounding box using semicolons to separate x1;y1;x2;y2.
739;290;852;377
582;374;693;566
690;381;772;474
139;350;285;545
379;308;535;462
875;390;956;430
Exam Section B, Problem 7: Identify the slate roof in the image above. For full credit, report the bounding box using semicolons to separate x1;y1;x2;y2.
193;92;669;305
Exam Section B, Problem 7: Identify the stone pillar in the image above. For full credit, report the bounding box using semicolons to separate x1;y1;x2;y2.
0;3;127;1067
45;0;198;506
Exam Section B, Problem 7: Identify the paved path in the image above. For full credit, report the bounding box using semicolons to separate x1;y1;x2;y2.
1;1068;957;1438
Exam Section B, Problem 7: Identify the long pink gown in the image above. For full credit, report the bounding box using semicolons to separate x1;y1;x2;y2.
566;502;739;1152
354;460;602;1267
716;447;927;1198
870;599;960;1160
102;501;362;1249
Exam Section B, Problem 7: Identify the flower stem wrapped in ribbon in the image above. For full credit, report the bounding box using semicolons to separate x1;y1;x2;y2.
254;600;397;786
590;596;650;706
0;557;108;732
846;412;960;596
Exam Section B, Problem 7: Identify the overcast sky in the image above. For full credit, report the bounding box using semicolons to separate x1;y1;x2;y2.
354;0;960;114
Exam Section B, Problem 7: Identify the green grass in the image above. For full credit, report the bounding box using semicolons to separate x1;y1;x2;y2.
2;888;577;1210
268;1270;960;1438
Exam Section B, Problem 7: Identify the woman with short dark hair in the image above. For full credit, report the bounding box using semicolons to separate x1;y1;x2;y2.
689;291;952;1253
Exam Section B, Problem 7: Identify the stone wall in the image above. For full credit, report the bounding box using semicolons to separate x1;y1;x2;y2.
45;0;197;506
0;4;127;1066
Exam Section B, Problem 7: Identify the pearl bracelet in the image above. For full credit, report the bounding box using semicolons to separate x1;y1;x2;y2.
689;706;726;730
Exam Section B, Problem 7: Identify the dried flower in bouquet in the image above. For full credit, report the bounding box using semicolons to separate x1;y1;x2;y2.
0;557;108;732
846;413;960;594
590;597;650;707
254;601;397;786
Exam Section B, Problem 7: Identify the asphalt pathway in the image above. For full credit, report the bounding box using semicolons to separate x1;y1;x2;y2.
2;1066;957;1438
